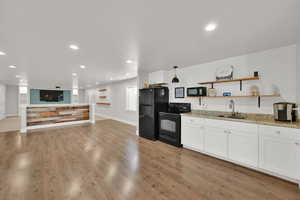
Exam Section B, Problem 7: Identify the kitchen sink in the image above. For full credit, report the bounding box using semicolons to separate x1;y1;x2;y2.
217;114;246;120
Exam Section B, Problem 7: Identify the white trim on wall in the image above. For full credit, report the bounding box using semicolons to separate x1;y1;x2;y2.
5;114;18;117
95;113;137;126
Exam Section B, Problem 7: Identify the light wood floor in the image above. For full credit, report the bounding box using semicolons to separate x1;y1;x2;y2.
0;120;299;200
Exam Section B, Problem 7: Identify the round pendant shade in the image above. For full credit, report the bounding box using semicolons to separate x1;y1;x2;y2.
172;66;180;83
172;76;179;83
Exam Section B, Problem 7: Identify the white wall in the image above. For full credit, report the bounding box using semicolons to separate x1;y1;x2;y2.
146;45;297;114
297;41;300;105
5;85;19;117
138;70;149;89
0;83;6;120
87;78;138;126
78;89;86;103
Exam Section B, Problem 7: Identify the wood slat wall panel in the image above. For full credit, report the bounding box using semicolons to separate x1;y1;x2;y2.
55;106;89;111
26;105;90;127
27;117;90;126
27;112;89;121
40;111;59;118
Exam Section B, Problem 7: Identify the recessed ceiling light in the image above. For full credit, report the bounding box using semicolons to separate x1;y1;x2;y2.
16;75;21;78
72;73;77;76
9;65;16;69
69;44;79;50
110;77;113;80
0;51;6;56
205;23;217;32
126;60;133;64
80;65;86;69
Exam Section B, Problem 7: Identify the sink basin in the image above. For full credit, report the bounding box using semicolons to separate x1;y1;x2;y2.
217;114;246;120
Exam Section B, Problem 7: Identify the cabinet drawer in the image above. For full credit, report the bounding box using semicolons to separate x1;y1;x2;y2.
205;118;257;133
259;125;300;140
182;116;204;125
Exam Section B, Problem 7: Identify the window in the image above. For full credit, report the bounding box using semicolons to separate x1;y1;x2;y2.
126;86;137;111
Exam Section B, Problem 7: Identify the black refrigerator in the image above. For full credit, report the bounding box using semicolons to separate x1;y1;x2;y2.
139;87;169;140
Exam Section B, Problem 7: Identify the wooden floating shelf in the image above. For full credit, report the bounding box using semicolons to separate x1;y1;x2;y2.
199;77;259;85
199;77;259;91
192;94;280;108
195;76;278;108
96;102;111;105
99;96;107;99
98;89;107;92
148;83;168;88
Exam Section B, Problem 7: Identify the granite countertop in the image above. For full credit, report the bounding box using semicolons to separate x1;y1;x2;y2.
181;110;300;129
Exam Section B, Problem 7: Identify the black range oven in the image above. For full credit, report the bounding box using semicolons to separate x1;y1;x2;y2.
158;103;191;147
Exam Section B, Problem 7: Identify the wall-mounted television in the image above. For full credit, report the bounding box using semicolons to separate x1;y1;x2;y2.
40;90;64;102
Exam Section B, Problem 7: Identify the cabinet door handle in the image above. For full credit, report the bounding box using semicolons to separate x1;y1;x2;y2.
295;142;299;146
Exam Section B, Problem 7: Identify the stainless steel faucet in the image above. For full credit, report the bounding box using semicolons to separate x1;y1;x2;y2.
229;99;235;116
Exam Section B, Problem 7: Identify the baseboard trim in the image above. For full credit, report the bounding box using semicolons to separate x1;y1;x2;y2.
96;113;137;126
5;114;18;118
95;113;112;119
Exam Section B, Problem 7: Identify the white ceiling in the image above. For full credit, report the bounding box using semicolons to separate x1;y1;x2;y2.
0;0;299;89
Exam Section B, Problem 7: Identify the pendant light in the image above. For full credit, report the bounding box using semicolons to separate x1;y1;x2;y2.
172;66;180;83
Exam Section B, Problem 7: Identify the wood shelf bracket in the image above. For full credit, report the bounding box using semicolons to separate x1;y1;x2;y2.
240;80;242;91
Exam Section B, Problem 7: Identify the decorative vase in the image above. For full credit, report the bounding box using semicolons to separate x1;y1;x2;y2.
249;85;259;96
144;81;149;88
208;88;217;96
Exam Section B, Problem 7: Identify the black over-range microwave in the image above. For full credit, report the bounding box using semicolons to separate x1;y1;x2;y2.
187;87;207;96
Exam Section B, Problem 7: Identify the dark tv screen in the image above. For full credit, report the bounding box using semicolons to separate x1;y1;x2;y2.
40;90;64;102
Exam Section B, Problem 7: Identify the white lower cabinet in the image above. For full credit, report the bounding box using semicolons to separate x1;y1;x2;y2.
181;116;300;185
204;126;228;158
260;133;300;180
296;144;300;181
228;130;259;167
181;123;205;151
